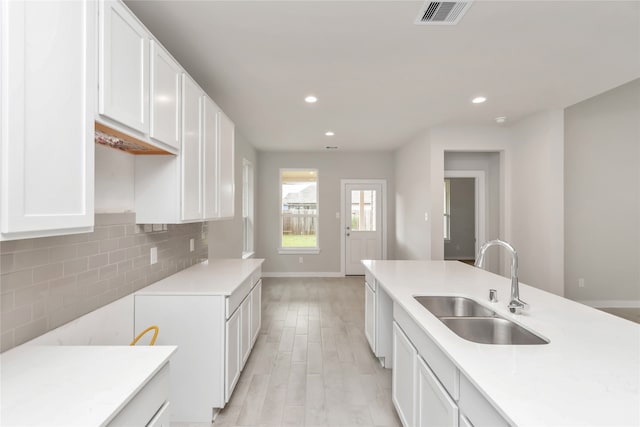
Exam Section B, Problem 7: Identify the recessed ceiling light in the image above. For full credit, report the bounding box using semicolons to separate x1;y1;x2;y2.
325;131;335;136
472;96;487;104
305;95;318;103
495;116;507;124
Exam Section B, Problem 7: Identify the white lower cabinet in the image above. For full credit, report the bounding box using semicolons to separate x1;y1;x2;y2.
134;265;262;423
225;307;241;402
240;295;252;365
392;322;417;427
108;363;170;426
250;280;262;345
365;272;393;367
392;304;509;427
459;414;474;427
365;281;376;350
417;356;459;427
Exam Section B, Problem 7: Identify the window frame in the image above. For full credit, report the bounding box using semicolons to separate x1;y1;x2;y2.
278;168;321;255
444;178;451;241
242;158;254;259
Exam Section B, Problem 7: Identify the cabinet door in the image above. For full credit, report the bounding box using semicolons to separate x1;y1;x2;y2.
393;322;417;427
225;308;241;403
417;356;459;427
240;297;251;365
365;282;376;353
202;96;220;219
150;41;181;150
99;0;149;133
218;111;235;218
1;0;95;239
250;280;262;345
181;74;203;221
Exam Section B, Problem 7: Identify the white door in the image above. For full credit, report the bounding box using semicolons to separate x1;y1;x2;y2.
344;183;383;275
99;0;149;133
225;308;241;403
149;40;181;150
393;322;417;427
202;96;220;219
416;356;459;427
180;73;203;221
218;111;235;218
1;0;95;239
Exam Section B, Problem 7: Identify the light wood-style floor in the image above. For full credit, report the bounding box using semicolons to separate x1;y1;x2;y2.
214;276;402;427
598;307;640;324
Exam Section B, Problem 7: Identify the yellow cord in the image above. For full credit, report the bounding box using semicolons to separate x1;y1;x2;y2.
130;325;159;346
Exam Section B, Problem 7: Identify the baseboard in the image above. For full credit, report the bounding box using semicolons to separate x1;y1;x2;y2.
261;272;345;278
578;300;640;308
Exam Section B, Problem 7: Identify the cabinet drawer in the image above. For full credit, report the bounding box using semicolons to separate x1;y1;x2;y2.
251;268;262;288
365;271;376;292
394;303;459;400
108;362;170;426
458;375;509;427
226;276;252;319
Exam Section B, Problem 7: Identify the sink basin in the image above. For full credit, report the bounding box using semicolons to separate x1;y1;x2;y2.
414;295;549;345
440;317;549;345
414;296;496;317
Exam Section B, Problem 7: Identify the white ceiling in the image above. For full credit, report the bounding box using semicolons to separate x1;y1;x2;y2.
125;0;640;152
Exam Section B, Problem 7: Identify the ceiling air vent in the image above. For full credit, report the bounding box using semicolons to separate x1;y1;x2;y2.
415;1;473;25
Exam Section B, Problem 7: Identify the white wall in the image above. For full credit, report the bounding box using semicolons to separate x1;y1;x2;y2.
256;151;395;275
565;79;640;305
208;132;257;259
444;152;501;273
509;110;565;296
429;126;512;263
395;132;431;260
95;144;135;213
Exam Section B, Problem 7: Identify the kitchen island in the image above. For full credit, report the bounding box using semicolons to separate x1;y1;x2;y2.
0;345;176;426
363;260;640;426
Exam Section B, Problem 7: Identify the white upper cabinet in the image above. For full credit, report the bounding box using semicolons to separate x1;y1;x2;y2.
1;0;96;240
218;111;235;219
202;96;220;219
181;74;204;221
150;41;181;150
99;0;149;134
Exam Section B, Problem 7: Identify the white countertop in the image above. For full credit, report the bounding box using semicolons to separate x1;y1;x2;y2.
363;260;640;427
135;258;264;296
0;345;176;426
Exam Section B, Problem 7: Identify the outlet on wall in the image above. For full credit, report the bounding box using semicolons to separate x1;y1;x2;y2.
578;278;585;288
299;256;303;264
190;238;195;252
150;247;158;265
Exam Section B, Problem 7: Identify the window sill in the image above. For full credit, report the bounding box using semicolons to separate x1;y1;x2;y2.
242;251;255;260
277;248;321;255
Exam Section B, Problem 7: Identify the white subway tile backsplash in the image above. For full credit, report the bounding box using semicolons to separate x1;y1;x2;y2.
0;213;207;351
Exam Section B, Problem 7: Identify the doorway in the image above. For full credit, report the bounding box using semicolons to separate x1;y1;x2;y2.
443;171;485;261
341;180;387;275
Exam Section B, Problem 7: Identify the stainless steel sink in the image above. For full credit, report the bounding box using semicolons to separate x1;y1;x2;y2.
439;317;549;345
413;295;549;345
414;296;496;317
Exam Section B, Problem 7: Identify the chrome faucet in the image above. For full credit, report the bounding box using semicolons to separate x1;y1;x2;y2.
475;239;528;314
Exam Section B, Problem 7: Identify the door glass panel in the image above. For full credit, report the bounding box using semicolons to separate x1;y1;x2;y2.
350;190;376;231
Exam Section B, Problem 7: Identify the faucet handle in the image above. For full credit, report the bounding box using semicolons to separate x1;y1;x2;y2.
508;298;528;314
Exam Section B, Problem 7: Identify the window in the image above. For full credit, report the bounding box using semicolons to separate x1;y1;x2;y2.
444;178;451;240
279;169;319;253
350;190;376;231
242;159;254;258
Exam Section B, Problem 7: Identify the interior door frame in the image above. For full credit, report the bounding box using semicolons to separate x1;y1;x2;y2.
340;179;387;276
443;170;485;258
